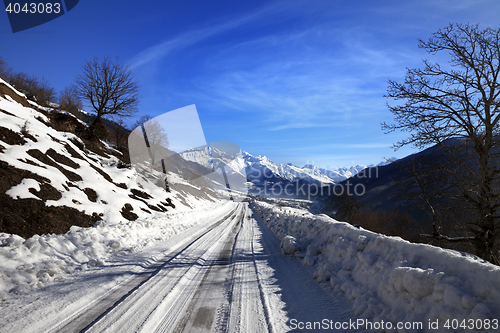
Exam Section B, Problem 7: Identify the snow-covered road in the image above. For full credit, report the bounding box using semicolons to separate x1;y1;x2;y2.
0;202;355;333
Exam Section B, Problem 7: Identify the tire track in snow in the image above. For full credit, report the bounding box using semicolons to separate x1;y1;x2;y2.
164;208;244;333
49;204;240;333
81;204;244;333
226;207;275;333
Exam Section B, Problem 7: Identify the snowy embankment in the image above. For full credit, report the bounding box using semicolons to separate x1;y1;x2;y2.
251;200;500;329
0;200;233;300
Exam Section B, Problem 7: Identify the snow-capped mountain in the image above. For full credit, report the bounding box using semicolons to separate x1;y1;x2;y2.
300;158;398;183
243;152;400;186
302;164;368;183
241;151;395;186
242;152;338;186
180;146;213;169
180;145;239;171
180;147;393;190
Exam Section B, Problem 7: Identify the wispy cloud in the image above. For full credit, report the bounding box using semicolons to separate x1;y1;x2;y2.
267;142;395;153
131;1;428;132
269;122;347;131
130;0;500;169
129;1;295;70
192;27;402;130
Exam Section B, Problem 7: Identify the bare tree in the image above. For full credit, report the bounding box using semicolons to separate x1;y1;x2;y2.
7;72;55;106
333;192;362;224
132;115;169;167
0;57;13;80
131;114;170;191
131;115;152;134
109;117;130;150
76;56;139;136
0;58;55;107
383;23;500;264
393;156;474;248
59;85;83;117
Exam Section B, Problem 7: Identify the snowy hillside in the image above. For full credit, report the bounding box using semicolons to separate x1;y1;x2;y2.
0;78;217;229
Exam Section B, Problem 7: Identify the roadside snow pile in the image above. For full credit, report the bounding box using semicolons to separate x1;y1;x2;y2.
0;201;234;300
251;200;500;330
280;235;303;255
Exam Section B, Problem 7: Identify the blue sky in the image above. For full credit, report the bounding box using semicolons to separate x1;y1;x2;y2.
2;0;499;169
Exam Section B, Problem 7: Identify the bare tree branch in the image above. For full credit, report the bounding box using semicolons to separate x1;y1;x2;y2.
76;56;139;136
383;23;500;264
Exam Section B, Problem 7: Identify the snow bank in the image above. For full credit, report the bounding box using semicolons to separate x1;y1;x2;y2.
0;201;234;300
251;200;500;331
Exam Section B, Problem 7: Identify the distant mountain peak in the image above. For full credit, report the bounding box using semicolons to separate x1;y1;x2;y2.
241;151;373;185
179;148;394;198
